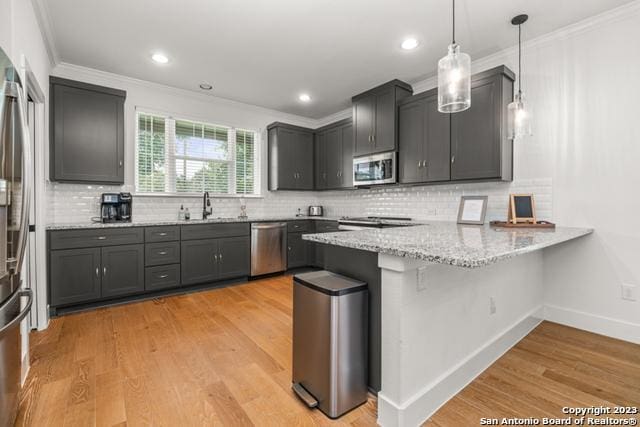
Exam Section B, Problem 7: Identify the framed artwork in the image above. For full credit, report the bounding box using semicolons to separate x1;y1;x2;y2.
457;196;488;225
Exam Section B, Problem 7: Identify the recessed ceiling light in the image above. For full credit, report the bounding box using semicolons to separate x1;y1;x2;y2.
199;83;213;90
151;53;169;64
401;38;419;50
299;93;311;102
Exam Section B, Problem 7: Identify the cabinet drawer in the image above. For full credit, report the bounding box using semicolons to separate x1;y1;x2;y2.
145;241;180;266
181;223;249;241
49;227;144;250
314;221;339;233
288;221;311;233
145;264;180;291
145;226;180;243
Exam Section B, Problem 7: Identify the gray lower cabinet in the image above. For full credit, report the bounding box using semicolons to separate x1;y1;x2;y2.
181;236;250;285
145;264;181;291
50;77;126;184
451;66;515;182
50;247;102;306
101;244;145;298
268;123;314;190
398;88;451;184
181;239;218;285
217;236;250;280
287;232;311;269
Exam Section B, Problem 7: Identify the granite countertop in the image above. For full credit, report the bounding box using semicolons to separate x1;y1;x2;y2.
45;215;341;231
303;222;593;268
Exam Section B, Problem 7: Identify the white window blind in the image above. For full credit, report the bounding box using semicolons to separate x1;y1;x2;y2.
136;111;259;196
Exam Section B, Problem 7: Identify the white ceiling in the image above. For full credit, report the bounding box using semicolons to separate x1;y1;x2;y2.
40;0;632;119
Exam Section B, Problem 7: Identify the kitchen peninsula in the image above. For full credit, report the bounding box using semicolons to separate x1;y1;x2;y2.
304;222;593;427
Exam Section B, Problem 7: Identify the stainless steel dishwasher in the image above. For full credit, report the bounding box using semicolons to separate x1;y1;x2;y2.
251;222;287;276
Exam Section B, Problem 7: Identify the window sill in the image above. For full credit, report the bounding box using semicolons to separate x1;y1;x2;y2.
133;192;264;199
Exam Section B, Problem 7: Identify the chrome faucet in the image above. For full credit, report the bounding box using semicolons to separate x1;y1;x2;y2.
202;192;212;219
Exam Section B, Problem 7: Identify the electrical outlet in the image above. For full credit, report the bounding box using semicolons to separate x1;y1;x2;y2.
622;284;637;301
417;267;427;291
489;297;497;315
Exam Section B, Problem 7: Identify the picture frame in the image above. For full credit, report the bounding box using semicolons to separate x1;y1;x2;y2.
457;196;488;225
508;194;537;224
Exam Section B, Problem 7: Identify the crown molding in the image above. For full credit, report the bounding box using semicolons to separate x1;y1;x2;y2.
315;107;352;128
396;0;640;98
53;62;320;128
30;0;60;67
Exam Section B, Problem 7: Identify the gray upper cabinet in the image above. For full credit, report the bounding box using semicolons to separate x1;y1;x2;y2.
268;123;314;190
451;66;515;182
398;88;451;184
314;118;353;190
50;77;126;184
352;80;412;157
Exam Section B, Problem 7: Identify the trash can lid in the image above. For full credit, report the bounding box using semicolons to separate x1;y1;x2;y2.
293;270;367;296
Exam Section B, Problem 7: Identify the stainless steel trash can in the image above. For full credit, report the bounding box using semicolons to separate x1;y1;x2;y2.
292;270;368;419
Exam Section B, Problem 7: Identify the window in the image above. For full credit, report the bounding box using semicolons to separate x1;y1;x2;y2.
136;111;259;196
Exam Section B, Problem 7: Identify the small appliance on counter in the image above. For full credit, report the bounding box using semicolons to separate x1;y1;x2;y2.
308;206;324;217
100;192;132;223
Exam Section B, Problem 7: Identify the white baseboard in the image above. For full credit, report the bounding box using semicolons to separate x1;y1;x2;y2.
377;307;544;427
544;304;640;344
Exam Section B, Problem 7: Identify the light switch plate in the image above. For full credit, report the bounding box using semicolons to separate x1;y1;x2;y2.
622;284;637;301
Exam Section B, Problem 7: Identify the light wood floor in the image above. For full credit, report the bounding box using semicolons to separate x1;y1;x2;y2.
16;275;640;426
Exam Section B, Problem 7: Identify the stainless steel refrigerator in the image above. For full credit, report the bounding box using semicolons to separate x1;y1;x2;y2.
0;47;34;427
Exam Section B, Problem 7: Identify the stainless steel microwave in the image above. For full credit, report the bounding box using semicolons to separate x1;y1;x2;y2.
353;152;396;186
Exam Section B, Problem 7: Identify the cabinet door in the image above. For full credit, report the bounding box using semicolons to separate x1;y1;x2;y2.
51;83;124;183
217;236;250;280
325;127;343;189
50;247;101;306
340;124;354;188
424;92;451;182
101;244;144;298
287;233;309;269
353;95;375;156
374;87;395;152
451;76;501;180
276;128;298;189
314;132;327;190
398;100;424;184
295;131;314;190
181;239;218;285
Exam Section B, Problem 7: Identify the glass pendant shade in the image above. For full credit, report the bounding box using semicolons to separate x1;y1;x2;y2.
437;44;471;113
507;92;532;139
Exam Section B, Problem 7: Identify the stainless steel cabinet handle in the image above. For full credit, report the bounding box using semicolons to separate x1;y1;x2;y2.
95;267;99;278
158;232;167;236
213;254;218;261
103;267;107;276
219;253;223;262
119;160;123;167
97;236;107;240
423;161;427;168
451;155;456;164
288;246;291;251
158;274;169;279
158;251;167;255
417;160;422;168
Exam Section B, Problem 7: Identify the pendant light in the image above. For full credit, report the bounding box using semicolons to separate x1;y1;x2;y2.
507;14;532;139
438;0;471;113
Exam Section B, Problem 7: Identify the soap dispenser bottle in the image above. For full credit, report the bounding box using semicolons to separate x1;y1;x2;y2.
178;204;186;220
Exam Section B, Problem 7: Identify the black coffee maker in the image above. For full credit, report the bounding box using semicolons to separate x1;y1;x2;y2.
100;192;132;223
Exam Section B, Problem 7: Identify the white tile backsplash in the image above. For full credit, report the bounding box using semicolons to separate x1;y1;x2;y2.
46;178;551;224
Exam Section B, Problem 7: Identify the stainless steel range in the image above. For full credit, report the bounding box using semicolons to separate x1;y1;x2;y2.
338;216;412;231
